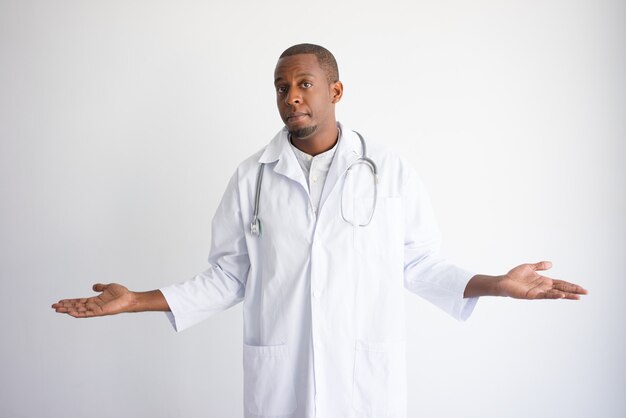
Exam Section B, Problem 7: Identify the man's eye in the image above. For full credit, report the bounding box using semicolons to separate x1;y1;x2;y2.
302;82;312;88
277;86;287;94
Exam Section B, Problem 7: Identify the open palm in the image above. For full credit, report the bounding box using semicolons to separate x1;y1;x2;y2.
499;261;587;300
52;283;134;318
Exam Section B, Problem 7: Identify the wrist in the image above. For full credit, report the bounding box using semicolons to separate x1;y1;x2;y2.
128;291;142;312
128;290;170;312
465;274;505;298
494;275;507;297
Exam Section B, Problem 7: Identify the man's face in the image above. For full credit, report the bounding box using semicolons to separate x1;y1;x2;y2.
274;54;342;140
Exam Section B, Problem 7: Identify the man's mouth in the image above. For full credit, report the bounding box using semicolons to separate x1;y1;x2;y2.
287;112;308;122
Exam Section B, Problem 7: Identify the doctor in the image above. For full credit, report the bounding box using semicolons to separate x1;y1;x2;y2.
52;44;587;418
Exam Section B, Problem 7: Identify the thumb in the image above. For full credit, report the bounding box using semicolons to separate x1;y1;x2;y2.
530;261;552;271
92;283;109;292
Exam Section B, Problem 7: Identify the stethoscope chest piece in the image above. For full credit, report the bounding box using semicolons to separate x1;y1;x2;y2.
250;162;265;236
250;218;261;237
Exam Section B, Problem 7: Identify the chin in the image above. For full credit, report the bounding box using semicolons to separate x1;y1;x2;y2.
289;124;318;139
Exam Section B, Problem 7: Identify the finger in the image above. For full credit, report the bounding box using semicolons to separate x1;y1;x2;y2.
54;306;91;315
71;300;86;308
54;297;103;316
540;289;585;300
544;290;583;300
58;299;87;308
53;297;89;307
530;261;552;272
93;283;108;292
68;310;95;318
553;280;588;295
53;298;79;306
53;299;98;315
538;289;565;299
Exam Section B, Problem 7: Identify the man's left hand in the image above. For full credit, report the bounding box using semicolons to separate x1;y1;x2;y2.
498;261;588;300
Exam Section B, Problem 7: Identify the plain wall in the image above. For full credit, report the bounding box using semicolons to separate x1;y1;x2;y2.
1;0;624;417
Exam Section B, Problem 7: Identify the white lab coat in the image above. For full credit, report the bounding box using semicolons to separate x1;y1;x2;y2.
160;123;478;418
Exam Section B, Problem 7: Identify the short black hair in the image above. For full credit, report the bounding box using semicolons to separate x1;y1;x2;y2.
279;43;339;84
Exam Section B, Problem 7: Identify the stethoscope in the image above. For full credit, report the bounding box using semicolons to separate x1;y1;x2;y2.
250;131;378;237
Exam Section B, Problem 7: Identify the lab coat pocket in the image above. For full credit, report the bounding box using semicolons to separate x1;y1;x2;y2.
243;343;297;416
352;340;406;417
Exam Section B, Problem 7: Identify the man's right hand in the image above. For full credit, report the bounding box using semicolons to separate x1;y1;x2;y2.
52;283;136;318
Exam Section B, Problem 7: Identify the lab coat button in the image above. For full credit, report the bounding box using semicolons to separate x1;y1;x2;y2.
312;290;321;298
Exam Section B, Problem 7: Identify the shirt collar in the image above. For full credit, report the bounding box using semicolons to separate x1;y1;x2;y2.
257;121;364;214
289;128;340;168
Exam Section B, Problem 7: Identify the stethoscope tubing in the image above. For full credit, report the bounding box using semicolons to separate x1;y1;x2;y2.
250;130;377;236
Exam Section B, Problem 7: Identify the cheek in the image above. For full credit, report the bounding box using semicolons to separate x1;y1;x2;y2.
276;99;286;113
312;98;331;116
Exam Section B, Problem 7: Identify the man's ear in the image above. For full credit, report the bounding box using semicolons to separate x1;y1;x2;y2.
331;81;344;103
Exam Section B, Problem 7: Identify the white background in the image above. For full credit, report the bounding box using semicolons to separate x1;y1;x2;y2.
1;0;624;417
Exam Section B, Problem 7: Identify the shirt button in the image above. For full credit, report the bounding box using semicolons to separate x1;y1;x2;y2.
313;290;321;298
312;176;318;183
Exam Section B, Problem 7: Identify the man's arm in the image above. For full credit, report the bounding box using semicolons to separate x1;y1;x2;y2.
464;261;588;299
52;283;170;318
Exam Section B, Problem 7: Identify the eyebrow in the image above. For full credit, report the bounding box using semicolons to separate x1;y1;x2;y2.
274;72;317;84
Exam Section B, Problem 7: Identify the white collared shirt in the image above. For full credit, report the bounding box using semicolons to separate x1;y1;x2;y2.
289;133;339;216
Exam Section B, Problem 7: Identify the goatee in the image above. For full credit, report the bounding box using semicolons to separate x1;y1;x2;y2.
289;125;317;139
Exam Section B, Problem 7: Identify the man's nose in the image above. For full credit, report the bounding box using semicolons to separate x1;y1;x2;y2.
285;90;301;106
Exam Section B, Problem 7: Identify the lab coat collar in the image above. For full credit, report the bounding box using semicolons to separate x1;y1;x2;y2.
258;126;308;192
258;122;362;213
258;127;289;165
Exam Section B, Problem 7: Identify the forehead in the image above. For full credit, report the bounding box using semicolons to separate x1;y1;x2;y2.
274;54;325;82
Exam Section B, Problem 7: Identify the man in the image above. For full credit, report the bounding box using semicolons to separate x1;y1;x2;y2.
52;44;587;418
